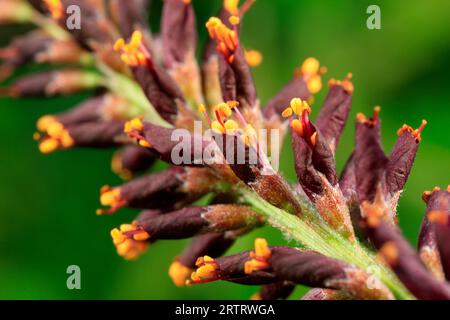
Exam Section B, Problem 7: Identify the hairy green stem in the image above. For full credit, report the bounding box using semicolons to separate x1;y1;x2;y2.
241;187;414;300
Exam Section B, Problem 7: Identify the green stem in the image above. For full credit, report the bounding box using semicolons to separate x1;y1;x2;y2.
241;187;414;300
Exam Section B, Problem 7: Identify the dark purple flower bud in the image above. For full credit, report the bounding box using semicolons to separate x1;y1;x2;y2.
111;145;156;179
269;247;392;299
97;166;217;214
65;120;126;147
137;205;262;241
339;153;366;239
161;0;197;68
114;0;151;38
315;75;354;153
2;70;103;97
251;281;295;300
354;107;388;204
423;188;450;281
361;200;450;300
292;126;337;199
189;251;277;286
0;31;51;81
36;120;125;154
37;95;109;129
134;121;216;165
385;121;426;204
132;61;190;125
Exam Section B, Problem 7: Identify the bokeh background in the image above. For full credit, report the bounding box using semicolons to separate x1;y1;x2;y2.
1;0;449;299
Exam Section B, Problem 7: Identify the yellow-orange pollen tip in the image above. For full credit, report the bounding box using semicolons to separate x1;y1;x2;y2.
110;221;150;260
113;31;148;66
245;49;263;67
296;57;324;94
206;17;239;63
244;238;271;274
36;116;74;154
188;255;219;284
44;0;63;20
397;119;427;142
169;260;193;287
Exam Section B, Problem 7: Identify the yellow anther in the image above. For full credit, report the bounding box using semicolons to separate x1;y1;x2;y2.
124;117;144;133
281;107;293;118
310;131;317;146
195;264;217;279
113;31;147;66
116;239;133;256
290;98;303;114
244;259;269;274
244;49;263;67
224;119;239;131
100;188;121;206
37;115;57;131
43;0;63;20
120;224;135;232
226;100;239;109
254;238;271;259
211;120;225;134
139;139;152;148
169;260;192;287
216;102;232;118
39;138;59;154
60;131;74;148
110;228;126;245
224;0;240;16
244;238;271;274
133;231;150;241
290;98;311;115
113;38;125;51
206;17;239;62
291;119;303;136
301;57;320;76
111;223;150;260
198;104;206;113
129;30;142;50
240;134;250;146
229;15;240;26
47;122;64;138
307;74;322;94
203;255;214;263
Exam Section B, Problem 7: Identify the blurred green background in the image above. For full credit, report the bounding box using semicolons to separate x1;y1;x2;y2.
0;0;449;299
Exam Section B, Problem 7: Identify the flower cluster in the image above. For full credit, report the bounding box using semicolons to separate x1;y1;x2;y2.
2;0;450;300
